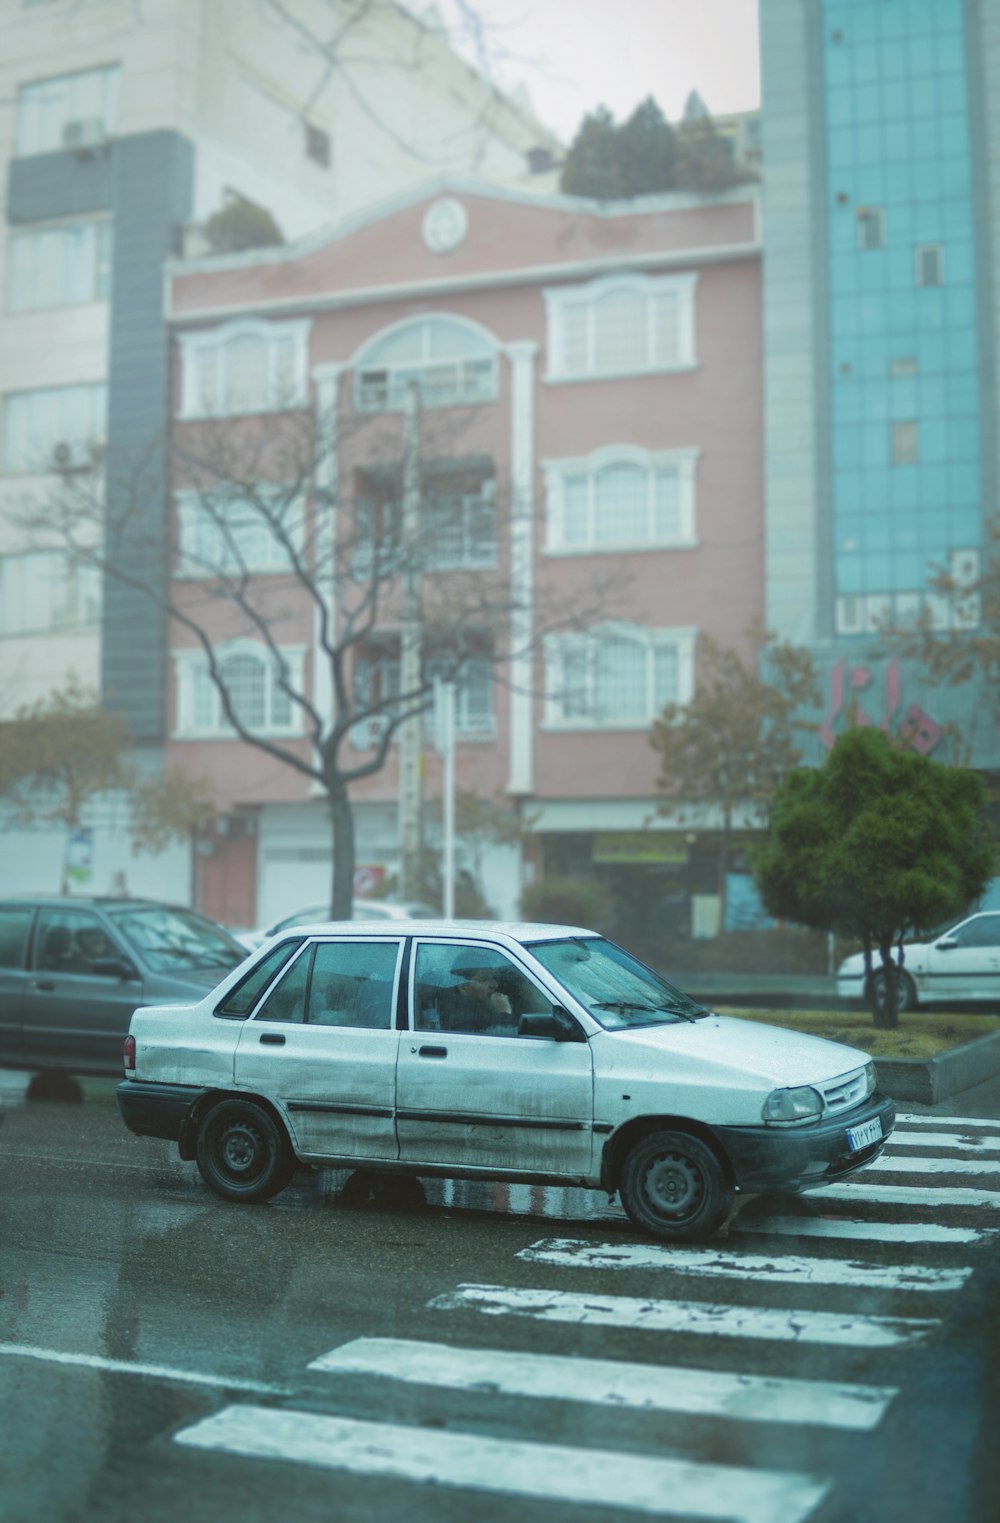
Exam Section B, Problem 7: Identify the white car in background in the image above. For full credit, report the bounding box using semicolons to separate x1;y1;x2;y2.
836;911;1000;1012
233;899;438;953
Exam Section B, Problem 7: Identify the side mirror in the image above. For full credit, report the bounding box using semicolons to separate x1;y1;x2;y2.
518;1006;582;1042
935;936;958;951
93;956;139;980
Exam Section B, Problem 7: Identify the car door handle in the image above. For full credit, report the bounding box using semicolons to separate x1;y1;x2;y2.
32;980;56;992
259;1032;286;1046
417;1044;448;1058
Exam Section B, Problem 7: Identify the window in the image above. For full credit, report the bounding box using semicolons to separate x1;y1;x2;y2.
354;318;497;413
2;382;106;474
8;218;112;312
890;356;918;378
216;940;302;1017
34;908;122;977
0;908;33;970
952;916;1000;949
857;207;885;250
915;244;944;287
256;940;400;1028
175;487;306;578
414;943;550;1037
16;65;120;156
351;653;495;747
179;320;311;418
305;123;330;166
0;552;100;635
545;625;696;728
355;479;496;574
173;642;305;737
891;420;919;465
545;448;697;552
545;273;697;381
425;659;495;737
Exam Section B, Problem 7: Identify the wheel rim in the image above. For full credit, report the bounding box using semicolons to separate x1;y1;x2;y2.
641;1150;704;1221
215;1119;265;1181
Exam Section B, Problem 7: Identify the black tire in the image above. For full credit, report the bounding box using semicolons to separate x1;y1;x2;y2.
195;1098;295;1203
619;1129;734;1242
871;967;917;1015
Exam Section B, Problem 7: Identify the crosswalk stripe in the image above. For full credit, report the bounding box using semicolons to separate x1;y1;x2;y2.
430;1283;938;1347
813;1182;1000;1208
895;1113;1000;1130
867;1154;1000;1175
308;1336;898;1431
517;1238;971;1291
175;1404;831;1523
729;1214;992;1245
885;1131;1000;1152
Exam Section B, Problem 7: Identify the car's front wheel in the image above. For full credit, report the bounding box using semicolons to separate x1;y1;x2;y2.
870;967;917;1014
196;1098;295;1203
619;1129;734;1241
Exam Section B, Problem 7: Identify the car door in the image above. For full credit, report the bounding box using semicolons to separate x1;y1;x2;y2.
0;905;35;1067
924;914;1000;1002
21;906;143;1070
233;935;403;1162
395;938;594;1178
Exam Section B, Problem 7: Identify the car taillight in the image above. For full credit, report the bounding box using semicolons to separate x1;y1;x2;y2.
123;1035;136;1073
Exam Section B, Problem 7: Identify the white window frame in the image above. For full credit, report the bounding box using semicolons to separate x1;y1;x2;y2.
353;316;498;414
172;641;306;739
543;445;699;554
175;486;307;579
543;272;698;383
543;624;696;731
350;653;496;748
7;216;112;313
178;318;312;419
16;64;121;157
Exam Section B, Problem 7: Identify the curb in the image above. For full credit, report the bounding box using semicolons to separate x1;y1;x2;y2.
875;1029;1000;1105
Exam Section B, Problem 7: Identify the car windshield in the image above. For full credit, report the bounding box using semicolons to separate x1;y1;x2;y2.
110;906;245;973
525;936;709;1029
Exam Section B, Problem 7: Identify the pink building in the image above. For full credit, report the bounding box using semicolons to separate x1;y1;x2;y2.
166;178;763;946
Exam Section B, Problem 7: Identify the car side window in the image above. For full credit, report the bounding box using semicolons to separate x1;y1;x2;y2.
953;915;1000;949
414;943;552;1037
216;939;301;1017
255;945;313;1024
0;908;33;969
34;909;119;976
307;941;399;1029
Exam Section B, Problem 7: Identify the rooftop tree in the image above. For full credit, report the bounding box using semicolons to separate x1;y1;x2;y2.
751;727;994;1027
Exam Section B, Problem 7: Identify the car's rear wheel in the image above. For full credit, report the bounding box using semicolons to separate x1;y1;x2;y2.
871;967;917;1014
619;1129;734;1241
196;1098;295;1203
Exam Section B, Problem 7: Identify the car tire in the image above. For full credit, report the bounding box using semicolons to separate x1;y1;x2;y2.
195;1098;295;1203
871;967;917;1014
619;1129;734;1242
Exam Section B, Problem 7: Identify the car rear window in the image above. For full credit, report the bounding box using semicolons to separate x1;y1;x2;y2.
215;940;302;1017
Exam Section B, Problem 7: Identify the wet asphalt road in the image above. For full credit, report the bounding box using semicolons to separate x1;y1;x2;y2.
0;1079;998;1523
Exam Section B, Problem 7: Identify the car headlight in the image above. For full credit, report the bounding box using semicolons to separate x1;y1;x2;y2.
762;1085;823;1124
864;1060;877;1097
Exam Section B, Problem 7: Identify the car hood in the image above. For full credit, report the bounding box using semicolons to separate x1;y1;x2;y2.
592;1011;871;1090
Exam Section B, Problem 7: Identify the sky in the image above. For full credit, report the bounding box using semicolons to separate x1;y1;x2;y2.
421;0;762;143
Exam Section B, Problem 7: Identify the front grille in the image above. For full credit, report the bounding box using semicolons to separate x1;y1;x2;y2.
821;1067;869;1116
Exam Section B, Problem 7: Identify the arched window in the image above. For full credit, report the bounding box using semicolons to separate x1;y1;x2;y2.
355;317;497;412
174;642;304;737
544;624;695;729
179;320;311;418
544;446;698;552
544;273;697;381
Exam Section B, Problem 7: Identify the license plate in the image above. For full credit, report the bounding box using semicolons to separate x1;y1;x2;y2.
846;1116;883;1153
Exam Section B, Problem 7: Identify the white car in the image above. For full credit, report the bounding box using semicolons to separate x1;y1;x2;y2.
232;898;438;953
836;911;1000;1012
117;920;893;1241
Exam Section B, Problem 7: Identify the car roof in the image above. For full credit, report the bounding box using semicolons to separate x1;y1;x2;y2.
0;895;185;911
271;919;594;943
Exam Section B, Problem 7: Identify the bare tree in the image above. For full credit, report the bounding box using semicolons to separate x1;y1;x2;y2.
30;395;615;919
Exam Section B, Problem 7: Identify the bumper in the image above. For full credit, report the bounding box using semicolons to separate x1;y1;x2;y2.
117;1079;205;1142
717;1092;896;1194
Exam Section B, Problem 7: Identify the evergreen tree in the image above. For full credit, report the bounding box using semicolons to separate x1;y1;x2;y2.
559;106;622;198
615;97;677;196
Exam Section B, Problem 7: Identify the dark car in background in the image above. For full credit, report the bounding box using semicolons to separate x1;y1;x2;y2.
0;897;248;1077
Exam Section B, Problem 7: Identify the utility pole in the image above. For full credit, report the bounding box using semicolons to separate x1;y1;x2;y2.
434;677;456;918
399;381;423;900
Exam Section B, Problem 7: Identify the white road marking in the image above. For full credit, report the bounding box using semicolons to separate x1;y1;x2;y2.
0;1342;282;1394
176;1405;831;1523
813;1182;1000;1208
517;1239;970;1292
430;1284;937;1347
309;1336;898;1431
730;1215;991;1245
885;1132;1000;1152
866;1155;1000;1175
